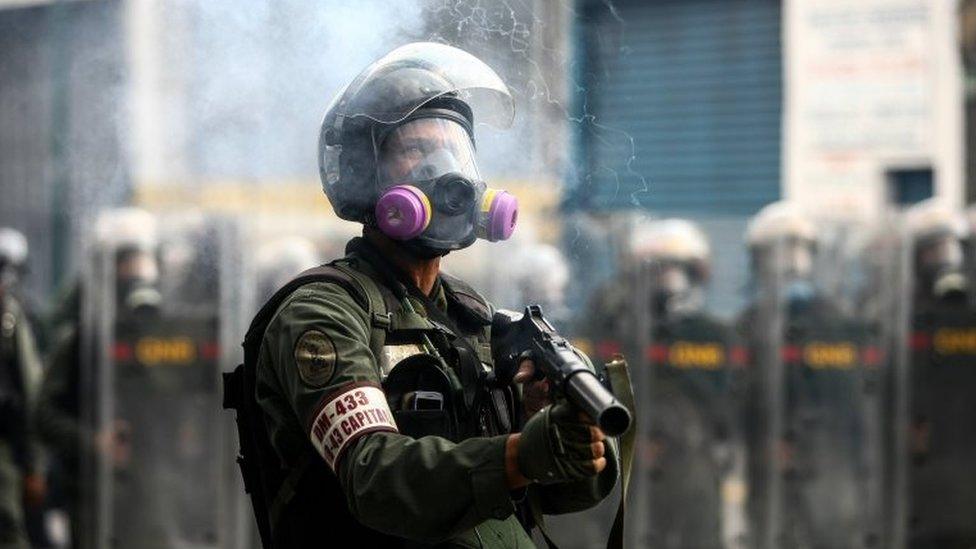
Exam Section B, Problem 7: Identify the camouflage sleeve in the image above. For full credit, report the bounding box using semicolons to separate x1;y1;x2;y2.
258;282;517;543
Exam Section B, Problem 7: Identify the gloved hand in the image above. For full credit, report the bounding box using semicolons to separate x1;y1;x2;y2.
516;402;606;484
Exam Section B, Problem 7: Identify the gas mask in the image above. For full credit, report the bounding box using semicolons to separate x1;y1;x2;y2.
778;238;813;281
783;279;816;311
115;249;161;317
372;116;517;257
0;262;19;297
649;262;704;319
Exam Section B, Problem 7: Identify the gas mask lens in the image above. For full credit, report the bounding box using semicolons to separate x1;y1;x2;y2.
378;117;479;188
373;116;518;247
433;174;477;215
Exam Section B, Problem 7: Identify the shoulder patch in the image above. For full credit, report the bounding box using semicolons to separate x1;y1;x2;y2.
294;330;337;387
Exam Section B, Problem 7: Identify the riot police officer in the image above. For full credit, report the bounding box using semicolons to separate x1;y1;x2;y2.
626;218;745;548
901;199;976;548
225;42;619;548
0;228;43;549
36;208;162;547
739;202;884;549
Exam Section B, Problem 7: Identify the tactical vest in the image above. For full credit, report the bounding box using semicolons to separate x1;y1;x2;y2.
223;251;518;549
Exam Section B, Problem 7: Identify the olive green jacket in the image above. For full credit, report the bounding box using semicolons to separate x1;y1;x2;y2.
255;244;618;546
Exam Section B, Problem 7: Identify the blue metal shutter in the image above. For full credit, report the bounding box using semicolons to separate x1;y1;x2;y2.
570;0;782;216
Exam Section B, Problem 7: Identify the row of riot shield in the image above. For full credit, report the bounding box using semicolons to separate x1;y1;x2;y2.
570;209;976;549
71;210;355;549
66;204;976;548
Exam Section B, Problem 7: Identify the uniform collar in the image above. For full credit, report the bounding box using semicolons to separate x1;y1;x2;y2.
346;237;487;324
345;237;447;311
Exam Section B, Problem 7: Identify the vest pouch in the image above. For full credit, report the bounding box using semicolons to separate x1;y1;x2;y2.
383;353;459;442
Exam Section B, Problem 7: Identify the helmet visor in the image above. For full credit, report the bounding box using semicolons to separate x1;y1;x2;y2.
377;118;480;188
331;42;515;128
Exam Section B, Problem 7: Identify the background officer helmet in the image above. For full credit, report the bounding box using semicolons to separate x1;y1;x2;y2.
510;242;571;326
93;208;162;315
318;42;518;257
0;228;28;293
254;236;323;303
906;198;970;303
746;201;817;287
628;218;710;317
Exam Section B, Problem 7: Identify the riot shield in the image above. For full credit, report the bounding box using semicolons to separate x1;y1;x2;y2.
573;217;746;549
78;211;249;549
893;206;976;547
738;223;887;549
642;306;748;549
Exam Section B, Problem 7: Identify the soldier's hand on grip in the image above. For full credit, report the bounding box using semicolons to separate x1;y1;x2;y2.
517;402;607;484
514;358;551;420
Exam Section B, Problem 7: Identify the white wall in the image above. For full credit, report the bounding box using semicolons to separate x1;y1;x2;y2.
784;0;964;218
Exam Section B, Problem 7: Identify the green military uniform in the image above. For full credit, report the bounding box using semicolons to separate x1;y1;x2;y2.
0;294;42;549
255;238;617;547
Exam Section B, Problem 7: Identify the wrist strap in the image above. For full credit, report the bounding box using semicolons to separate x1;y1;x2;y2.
604;355;636;549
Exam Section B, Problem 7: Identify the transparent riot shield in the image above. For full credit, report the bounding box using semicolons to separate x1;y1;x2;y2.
637;266;748;549
740;223;888;549
564;213;751;549
891;207;976;548
78;211;249;549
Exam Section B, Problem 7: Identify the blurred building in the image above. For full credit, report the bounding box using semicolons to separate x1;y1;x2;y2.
565;0;964;316
0;0;127;302
0;0;573;304
784;0;963;218
0;0;966;313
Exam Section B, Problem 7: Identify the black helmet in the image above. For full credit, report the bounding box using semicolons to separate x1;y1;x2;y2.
318;42;514;223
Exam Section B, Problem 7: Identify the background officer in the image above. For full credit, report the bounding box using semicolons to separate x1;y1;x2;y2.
35;208;161;547
740;202;884;548
0;228;43;549
596;217;745;548
902;199;976;547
